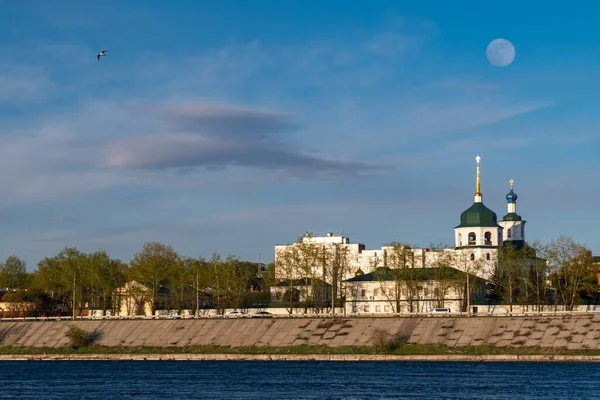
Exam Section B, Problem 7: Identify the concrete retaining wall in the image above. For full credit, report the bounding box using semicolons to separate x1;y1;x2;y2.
2;314;600;349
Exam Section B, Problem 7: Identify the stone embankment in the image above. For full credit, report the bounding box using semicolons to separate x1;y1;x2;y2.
1;314;600;350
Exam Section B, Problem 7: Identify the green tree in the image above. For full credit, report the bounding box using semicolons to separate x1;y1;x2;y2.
0;255;31;289
274;245;303;315
167;256;201;312
188;257;209;317
486;263;505;306
498;243;530;312
32;247;86;315
209;256;257;311
274;241;324;314
128;242;180;314
86;251;128;315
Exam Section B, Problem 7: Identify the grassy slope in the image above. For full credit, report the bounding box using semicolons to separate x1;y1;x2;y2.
2;344;600;356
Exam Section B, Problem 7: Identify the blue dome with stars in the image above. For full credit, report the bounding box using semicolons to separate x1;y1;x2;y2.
506;189;518;203
506;189;517;203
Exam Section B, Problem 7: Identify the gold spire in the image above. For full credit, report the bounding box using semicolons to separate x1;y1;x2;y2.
475;155;482;197
509;178;514;190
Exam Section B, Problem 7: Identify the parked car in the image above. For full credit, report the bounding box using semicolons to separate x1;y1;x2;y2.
159;312;181;319
429;308;451;314
250;311;273;318
225;311;247;318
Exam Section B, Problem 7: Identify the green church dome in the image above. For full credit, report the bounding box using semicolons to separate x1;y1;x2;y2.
455;202;499;228
502;212;522;221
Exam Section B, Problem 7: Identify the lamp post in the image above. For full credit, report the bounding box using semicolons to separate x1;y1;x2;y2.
195;260;199;319
331;245;339;319
72;264;80;320
72;271;76;320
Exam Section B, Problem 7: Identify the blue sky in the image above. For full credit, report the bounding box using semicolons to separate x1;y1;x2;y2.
1;1;599;269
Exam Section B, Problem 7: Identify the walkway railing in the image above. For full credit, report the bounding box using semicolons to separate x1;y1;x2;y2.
1;309;599;322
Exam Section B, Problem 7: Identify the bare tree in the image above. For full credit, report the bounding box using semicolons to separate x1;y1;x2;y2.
453;251;484;317
375;242;418;313
523;240;548;312
275;245;304;315
546;236;596;311
323;244;352;317
428;244;458;308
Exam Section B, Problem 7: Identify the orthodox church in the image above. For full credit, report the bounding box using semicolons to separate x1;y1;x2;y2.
274;156;530;283
451;155;529;279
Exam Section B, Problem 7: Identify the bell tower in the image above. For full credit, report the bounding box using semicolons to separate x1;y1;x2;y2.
499;179;526;243
453;156;502;280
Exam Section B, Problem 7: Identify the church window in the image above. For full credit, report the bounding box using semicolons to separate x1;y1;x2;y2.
486;253;491;260
361;289;366;297
468;232;476;245
484;231;492;245
384;305;389;312
364;305;370;312
470;253;475;261
458;233;462;246
376;305;381;312
374;288;379;297
507;228;512;238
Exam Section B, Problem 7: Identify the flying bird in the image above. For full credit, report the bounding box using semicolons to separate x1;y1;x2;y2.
97;50;108;60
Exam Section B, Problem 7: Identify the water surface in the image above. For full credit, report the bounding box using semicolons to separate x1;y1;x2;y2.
0;360;597;399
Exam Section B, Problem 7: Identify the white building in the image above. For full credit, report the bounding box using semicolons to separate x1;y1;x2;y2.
273;156;535;313
275;156;530;280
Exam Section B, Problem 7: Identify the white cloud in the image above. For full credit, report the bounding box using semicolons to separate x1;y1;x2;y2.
0;64;54;104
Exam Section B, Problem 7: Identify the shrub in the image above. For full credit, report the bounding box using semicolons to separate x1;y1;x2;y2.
371;328;393;352
65;326;92;349
317;320;334;329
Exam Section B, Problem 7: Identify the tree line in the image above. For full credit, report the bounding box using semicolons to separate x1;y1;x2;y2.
1;235;596;317
0;242;274;317
487;236;598;312
273;235;599;314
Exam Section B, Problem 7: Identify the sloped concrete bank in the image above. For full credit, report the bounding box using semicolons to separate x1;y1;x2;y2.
1;314;600;350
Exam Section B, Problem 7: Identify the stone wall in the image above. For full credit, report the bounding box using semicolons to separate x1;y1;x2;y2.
1;314;600;349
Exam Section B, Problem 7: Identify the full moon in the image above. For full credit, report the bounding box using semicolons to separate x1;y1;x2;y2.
486;38;515;67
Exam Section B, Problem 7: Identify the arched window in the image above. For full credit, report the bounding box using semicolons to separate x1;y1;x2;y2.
361;289;366;297
458;233;462;246
470;253;475;261
486;253;491;260
507;228;512;238
468;232;476;245
484;231;492;245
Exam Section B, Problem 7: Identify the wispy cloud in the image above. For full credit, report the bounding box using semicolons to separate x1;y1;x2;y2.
55;215;76;223
403;101;550;137
103;103;381;177
0;64;54;104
